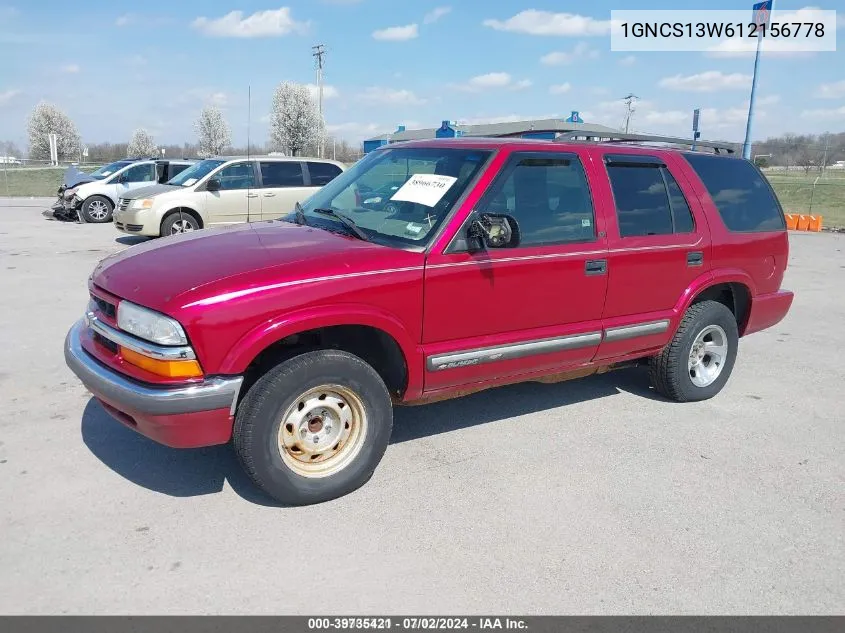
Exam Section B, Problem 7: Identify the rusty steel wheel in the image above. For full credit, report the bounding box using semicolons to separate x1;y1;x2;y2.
277;384;368;478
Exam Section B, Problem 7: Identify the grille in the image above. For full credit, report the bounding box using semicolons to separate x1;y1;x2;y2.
114;222;124;230
117;198;130;211
91;295;116;319
92;331;118;354
126;224;144;232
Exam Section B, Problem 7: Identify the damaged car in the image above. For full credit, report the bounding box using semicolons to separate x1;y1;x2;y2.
47;159;196;223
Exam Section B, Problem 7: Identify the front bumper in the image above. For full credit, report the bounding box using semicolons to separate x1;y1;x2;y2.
64;319;243;447
113;208;158;235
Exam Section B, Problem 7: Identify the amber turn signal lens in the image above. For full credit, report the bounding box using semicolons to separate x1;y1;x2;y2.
120;347;203;378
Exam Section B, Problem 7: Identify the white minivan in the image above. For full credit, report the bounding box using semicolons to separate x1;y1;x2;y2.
113;156;346;237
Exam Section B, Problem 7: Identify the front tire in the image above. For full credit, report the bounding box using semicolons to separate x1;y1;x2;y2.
161;212;200;236
649;300;739;402
233;350;393;505
81;195;114;223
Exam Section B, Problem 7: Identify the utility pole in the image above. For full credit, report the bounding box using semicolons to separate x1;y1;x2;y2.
743;0;774;160
622;93;639;134
821;134;831;174
312;44;326;158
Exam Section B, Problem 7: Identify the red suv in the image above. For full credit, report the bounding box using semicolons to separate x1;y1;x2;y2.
65;138;793;505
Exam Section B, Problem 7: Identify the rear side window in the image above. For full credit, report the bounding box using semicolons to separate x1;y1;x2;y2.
684;153;785;232
606;161;695;237
307;162;342;186
168;163;191;180
260;161;304;187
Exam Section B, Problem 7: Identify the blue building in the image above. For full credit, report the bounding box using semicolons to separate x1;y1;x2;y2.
362;113;619;153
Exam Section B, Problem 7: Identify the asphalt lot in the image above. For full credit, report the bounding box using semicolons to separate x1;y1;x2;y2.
0;198;842;615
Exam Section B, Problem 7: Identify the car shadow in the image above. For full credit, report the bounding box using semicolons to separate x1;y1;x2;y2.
80;367;661;507
115;236;149;246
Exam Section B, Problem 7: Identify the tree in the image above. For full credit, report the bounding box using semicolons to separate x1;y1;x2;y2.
127;128;158;157
0;140;21;158
269;82;324;156
194;106;231;158
26;101;81;161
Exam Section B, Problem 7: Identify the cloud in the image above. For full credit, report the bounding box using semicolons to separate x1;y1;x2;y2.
801;105;845;120
0;88;21;106
326;122;382;140
372;23;419;41
192;7;308;38
61;63;80;74
127;54;147;66
483;10;612;36
115;13;132;26
540;42;598;65
549;83;572;95
0;5;19;18
457;72;533;92
457;113;560;126
619;55;636;66
659;71;751;92
815;80;845;99
705;38;817;58
306;84;339;100
359;87;426;105
423;7;451;25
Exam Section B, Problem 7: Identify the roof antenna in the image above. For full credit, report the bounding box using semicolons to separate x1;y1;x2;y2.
247;84;251;161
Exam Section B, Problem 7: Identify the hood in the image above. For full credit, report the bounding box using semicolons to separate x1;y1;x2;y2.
122;183;180;200
91;221;413;314
62;166;99;188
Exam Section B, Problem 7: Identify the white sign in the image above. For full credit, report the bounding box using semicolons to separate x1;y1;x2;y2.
390;174;457;208
82;146;88;158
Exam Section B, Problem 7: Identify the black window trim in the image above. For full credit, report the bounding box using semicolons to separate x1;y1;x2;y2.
446;150;598;254
683;152;787;233
304;160;343;187
257;159;305;189
199;160;256;192
604;156;697;238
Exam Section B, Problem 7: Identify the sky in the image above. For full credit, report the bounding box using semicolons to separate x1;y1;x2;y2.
0;0;843;150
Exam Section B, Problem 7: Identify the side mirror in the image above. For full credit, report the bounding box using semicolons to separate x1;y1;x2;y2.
206;178;221;192
467;213;519;250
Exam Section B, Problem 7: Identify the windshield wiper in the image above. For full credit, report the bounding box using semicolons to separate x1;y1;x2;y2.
311;208;369;242
293;201;308;226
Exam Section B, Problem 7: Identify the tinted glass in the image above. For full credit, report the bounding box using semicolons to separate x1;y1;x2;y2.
685;153;785;232
261;161;304;187
216;162;255;190
293;147;491;246
167;163;191;180
121;163;156;183
90;161;132;178
307;162;342;186
479;155;595;246
607;165;673;237
664;169;695;233
168;159;225;186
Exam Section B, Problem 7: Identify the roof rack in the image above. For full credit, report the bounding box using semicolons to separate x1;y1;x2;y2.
554;131;738;155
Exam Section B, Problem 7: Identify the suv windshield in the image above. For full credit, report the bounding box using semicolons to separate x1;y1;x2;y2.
167;159;226;187
292;147;491;246
89;161;133;179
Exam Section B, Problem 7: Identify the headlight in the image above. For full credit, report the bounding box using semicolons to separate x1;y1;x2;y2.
117;301;187;345
130;198;155;210
64;187;78;199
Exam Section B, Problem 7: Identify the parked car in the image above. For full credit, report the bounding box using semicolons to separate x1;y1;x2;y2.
64;138;793;505
113;156;346;237
50;159;196;223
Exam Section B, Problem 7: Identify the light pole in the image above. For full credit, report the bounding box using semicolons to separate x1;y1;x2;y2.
743;1;773;160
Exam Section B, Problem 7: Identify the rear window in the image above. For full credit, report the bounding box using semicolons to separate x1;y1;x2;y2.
307;161;343;186
684;153;785;232
260;161;304;187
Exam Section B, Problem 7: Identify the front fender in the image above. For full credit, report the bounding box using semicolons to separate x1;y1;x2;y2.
217;303;425;400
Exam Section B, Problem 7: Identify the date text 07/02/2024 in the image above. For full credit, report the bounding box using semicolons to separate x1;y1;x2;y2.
307;617;529;630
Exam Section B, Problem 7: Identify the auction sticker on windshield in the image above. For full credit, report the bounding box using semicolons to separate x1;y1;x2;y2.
390;174;457;207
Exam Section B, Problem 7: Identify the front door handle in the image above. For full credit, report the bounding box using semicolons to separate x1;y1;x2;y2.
687;251;704;267
247;193;259;198
263;192;276;198
585;259;607;276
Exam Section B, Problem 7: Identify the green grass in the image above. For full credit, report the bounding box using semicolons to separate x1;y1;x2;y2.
3;162;844;229
765;170;845;229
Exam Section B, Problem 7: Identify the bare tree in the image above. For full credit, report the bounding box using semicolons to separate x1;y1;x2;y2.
0;140;22;158
127;128;158;157
26;101;81;161
194;106;231;158
269;82;324;156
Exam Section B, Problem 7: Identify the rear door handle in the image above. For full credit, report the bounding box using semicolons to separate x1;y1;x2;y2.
585;259;607;276
247;193;259;198
263;192;276;197
687;251;704;267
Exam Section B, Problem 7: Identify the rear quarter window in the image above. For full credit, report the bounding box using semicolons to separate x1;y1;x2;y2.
684;153;785;232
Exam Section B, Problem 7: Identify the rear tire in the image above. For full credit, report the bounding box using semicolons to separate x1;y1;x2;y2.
233;350;393;505
649;300;739;402
81;195;114;223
